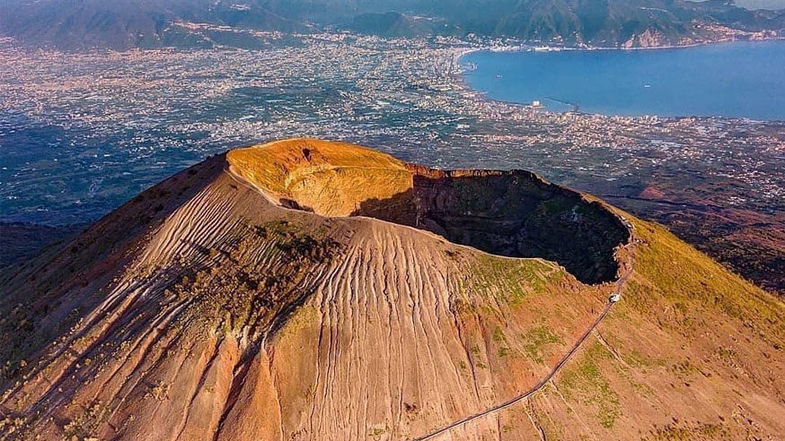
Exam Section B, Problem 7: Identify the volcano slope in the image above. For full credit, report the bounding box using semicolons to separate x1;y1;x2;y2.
0;139;783;441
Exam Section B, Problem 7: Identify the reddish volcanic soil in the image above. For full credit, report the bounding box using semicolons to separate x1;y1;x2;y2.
1;139;783;441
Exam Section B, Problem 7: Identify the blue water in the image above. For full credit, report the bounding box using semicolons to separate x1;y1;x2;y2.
462;41;785;120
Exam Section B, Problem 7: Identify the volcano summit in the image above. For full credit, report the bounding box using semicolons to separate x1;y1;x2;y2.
1;139;783;440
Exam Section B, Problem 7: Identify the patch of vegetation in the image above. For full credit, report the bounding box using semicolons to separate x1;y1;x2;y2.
471;255;555;306
0;415;27;437
715;346;737;362
558;341;621;429
1;359;27;381
62;400;108;441
621;348;662;370
629;219;784;351
0;303;39;380
492;327;513;357
367;424;388;438
641;421;730;441
521;325;562;364
278;305;319;339
492;327;506;343
670;359;699;379
541;198;573;215
453;297;476;316
147;380;170;401
304;384;316;399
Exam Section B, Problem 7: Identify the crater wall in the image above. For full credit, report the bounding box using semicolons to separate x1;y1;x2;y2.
229;139;630;284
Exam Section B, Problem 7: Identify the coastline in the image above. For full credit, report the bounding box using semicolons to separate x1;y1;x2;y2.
450;48;585;120
532;35;785;52
457;35;785;62
454;38;785;122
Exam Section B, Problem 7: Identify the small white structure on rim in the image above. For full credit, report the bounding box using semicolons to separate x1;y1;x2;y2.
609;292;621;303
531;100;542;107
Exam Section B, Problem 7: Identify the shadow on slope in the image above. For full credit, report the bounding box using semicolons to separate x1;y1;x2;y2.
352;169;629;285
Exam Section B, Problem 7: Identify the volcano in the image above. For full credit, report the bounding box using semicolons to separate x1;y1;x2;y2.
1;139;783;441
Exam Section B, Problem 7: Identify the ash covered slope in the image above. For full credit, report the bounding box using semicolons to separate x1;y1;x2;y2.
0;139;783;440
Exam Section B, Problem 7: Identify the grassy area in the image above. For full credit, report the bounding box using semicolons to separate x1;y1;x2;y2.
470;254;561;307
626;217;784;349
641;421;730;441
521;325;563;365
558;341;621;429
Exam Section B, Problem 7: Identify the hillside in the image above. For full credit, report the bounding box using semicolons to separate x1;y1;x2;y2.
347;0;785;46
0;139;783;440
0;0;309;51
0;0;783;49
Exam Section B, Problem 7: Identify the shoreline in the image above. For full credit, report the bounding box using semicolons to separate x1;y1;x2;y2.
454;36;785;67
454;38;785;123
463;35;785;57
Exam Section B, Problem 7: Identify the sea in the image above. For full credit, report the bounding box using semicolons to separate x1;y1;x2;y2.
461;40;785;120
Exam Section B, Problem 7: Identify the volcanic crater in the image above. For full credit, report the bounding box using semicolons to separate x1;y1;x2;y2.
228;139;630;284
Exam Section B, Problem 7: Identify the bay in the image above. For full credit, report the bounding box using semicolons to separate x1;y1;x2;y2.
461;40;785;120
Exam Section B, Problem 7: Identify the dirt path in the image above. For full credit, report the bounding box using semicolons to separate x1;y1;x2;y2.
411;259;634;441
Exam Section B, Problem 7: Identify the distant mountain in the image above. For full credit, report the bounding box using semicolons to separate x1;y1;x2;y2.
0;0;309;50
343;0;785;47
0;0;783;49
350;11;459;37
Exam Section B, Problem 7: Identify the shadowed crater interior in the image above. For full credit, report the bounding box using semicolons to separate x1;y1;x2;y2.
352;167;629;284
